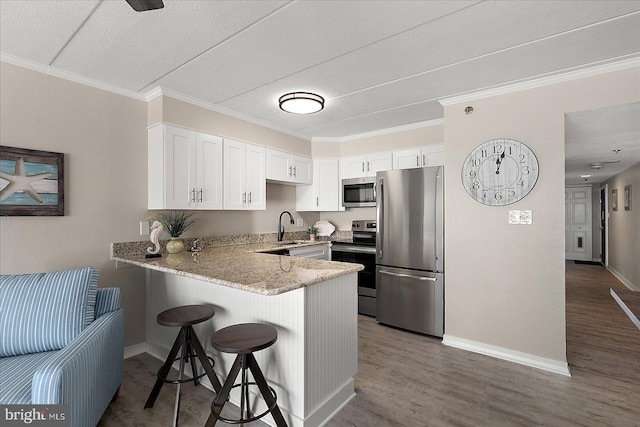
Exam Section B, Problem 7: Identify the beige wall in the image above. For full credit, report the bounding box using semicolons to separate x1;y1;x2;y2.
605;162;640;289
0;62;148;347
444;67;640;363
158;96;312;156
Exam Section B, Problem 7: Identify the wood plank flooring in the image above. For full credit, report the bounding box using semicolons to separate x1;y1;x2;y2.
100;262;640;426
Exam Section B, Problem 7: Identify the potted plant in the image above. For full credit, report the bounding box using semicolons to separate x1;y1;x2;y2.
155;211;194;254
307;226;318;241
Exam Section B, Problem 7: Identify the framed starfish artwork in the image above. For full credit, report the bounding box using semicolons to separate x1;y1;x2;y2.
0;146;64;216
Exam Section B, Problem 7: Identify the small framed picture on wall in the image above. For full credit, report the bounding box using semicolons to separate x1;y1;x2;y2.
624;185;632;211
612;188;618;211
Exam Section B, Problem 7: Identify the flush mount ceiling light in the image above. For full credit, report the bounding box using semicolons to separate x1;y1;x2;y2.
279;92;324;114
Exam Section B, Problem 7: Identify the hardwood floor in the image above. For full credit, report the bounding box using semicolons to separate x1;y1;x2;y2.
101;262;640;426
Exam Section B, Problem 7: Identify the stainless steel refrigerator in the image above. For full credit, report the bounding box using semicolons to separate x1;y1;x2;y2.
375;166;444;337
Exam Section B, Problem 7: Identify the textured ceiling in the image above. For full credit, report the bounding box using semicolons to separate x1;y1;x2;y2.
1;0;639;183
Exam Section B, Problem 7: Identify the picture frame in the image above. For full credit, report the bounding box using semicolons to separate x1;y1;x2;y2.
612;188;618;211
624;184;631;211
0;146;64;216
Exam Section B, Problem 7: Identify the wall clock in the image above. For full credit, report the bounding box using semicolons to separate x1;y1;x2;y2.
461;138;539;206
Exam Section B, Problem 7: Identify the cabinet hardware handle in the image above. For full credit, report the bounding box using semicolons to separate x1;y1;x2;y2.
289;166;292;176
191;188;196;202
242;192;246;205
248;192;252;204
422;154;426;167
293;166;296;177
362;162;365;172
199;188;203;202
367;161;370;171
417;156;420;167
316;196;319;207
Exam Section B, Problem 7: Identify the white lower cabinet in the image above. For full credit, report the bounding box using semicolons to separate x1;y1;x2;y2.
296;158;341;211
223;139;266;210
148;124;223;210
393;144;444;169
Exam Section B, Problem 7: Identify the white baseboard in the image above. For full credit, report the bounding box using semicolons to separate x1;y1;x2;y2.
607;266;639;291
443;335;571;377
124;343;147;359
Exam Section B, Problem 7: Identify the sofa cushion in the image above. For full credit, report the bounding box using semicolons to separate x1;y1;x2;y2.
0;268;98;357
0;351;58;404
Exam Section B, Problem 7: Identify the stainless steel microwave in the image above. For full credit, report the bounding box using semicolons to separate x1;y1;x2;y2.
342;177;376;208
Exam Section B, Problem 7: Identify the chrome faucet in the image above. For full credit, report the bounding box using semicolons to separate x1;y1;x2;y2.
278;211;295;242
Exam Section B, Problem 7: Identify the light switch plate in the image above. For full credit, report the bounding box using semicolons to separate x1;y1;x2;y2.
296;218;303;227
509;210;532;225
140;221;150;235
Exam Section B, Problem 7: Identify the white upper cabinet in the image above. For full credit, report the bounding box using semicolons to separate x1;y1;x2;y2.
224;139;266;210
265;148;312;184
148;124;222;210
393;144;445;169
340;152;392;179
296;158;341;211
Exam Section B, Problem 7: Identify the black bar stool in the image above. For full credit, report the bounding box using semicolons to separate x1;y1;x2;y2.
205;323;288;427
145;304;223;426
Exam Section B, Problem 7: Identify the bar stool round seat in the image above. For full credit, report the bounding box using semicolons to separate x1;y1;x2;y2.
145;304;222;426
206;323;288;427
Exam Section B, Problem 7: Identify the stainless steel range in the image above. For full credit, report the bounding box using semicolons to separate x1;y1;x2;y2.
331;220;377;316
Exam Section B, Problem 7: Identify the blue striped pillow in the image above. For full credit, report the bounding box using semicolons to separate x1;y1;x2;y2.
0;268;99;357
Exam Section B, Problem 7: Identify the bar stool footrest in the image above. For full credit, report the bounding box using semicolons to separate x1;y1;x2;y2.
157;355;216;385
210;382;278;424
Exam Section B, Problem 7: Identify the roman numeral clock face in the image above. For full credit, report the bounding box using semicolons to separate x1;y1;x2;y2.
462;138;539;206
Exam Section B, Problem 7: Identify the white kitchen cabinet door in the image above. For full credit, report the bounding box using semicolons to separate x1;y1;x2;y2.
265;149;291;182
196;133;223;209
245;143;266;210
393;144;444;169
266;149;312;184
296;158;340;211
366;152;392;175
224;139;265;210
291;154;313;184
340;155;368;179
223;139;247;210
393;147;422;170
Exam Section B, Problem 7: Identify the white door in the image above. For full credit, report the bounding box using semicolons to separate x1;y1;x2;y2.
165;125;195;209
291;154;313;184
223;139;247;210
393;148;422;170
245;143;266;210
565;186;592;261
366;152;393;176
340;155;367;179
196;132;223;209
265;149;291;182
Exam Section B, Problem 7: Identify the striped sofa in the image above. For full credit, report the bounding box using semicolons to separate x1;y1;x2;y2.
0;268;124;427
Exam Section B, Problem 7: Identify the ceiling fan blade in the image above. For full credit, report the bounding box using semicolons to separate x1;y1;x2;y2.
126;0;164;12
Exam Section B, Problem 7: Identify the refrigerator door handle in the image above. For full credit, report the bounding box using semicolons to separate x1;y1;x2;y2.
379;270;437;281
376;177;383;259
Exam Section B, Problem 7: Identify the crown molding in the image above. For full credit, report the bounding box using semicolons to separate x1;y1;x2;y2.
312;118;444;143
144;86;313;141
1;53;147;101
439;55;640;106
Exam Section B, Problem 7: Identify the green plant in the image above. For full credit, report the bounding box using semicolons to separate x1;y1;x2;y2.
155;211;194;238
307;226;318;235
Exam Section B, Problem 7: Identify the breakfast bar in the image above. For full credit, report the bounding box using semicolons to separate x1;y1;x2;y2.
112;241;362;427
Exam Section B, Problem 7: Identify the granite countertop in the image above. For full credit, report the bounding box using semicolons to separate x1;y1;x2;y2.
111;240;363;296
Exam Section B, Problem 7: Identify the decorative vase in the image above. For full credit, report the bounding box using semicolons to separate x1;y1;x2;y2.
309;234;316;241
166;237;184;254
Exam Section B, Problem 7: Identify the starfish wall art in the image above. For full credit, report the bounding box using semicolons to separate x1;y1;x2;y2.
0;146;64;216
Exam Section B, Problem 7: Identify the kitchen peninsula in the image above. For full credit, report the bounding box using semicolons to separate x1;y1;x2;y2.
112;240;362;427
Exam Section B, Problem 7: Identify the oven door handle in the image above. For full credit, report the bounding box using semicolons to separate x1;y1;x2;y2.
332;246;376;254
379;270;437;281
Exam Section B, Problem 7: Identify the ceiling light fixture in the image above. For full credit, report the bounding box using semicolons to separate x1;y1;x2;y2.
279;92;324;114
